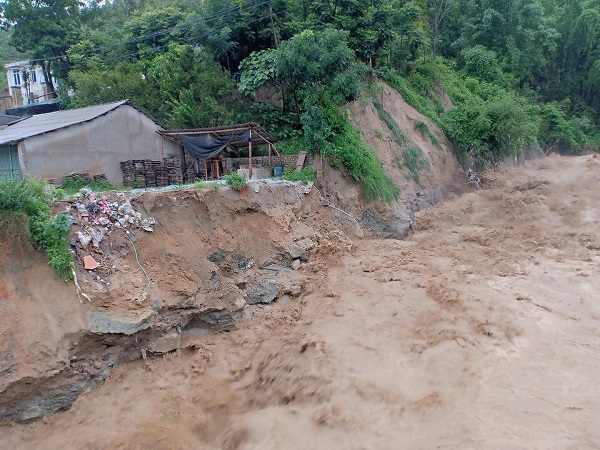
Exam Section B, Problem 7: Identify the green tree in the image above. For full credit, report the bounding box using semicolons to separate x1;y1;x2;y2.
2;0;82;94
148;44;236;127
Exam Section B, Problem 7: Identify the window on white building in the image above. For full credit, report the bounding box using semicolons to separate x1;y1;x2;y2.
30;70;36;83
12;70;20;86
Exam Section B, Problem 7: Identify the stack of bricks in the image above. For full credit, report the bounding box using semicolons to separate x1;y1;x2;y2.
155;164;169;187
165;157;183;185
65;172;93;184
92;174;108;183
121;157;183;188
120;161;135;186
143;160;159;187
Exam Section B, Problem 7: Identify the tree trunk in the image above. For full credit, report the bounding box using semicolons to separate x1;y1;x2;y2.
40;61;57;99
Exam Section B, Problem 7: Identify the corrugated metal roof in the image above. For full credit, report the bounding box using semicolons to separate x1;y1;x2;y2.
0;100;129;145
161;122;260;134
159;122;276;149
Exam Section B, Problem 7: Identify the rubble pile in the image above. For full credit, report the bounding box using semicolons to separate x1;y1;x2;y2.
67;188;155;271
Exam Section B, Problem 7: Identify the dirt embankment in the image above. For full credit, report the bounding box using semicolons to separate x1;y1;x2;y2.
0;182;351;423
320;84;467;238
2;154;599;449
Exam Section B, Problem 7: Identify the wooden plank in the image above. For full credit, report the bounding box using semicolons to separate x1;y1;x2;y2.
296;151;307;170
249;130;253;179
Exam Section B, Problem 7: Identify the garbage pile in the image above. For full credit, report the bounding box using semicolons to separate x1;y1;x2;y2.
68;188;155;263
467;169;481;189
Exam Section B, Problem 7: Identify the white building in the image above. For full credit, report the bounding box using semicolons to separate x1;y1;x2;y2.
5;61;57;107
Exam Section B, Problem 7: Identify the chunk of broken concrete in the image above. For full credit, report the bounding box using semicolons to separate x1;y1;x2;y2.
83;255;99;270
149;330;181;353
291;259;301;270
246;282;279;304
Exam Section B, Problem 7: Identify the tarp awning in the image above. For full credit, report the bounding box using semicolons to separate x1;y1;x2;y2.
177;130;251;160
159;123;276;160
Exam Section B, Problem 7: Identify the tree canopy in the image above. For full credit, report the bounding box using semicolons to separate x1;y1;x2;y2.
0;0;597;170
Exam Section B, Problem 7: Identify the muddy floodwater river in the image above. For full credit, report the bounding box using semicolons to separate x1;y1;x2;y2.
2;155;600;449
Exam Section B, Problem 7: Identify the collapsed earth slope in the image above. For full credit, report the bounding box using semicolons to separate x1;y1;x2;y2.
321;84;467;237
2;154;598;449
0;182;350;423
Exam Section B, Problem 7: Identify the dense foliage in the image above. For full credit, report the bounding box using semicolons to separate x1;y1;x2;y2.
0;0;598;174
0;178;73;280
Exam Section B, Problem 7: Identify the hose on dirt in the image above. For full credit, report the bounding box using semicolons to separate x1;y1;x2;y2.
313;186;361;226
125;231;151;299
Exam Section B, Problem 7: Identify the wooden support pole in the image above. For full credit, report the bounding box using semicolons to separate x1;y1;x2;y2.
268;143;272;168
248;130;253;179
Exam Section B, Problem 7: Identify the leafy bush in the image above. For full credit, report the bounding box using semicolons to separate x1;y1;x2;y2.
276;139;307;155
282;167;317;183
0;178;73;280
537;100;587;153
414;120;442;150
444;94;539;167
225;172;247;191
459;46;507;85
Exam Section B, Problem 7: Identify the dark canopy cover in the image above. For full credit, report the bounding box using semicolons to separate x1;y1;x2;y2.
178;130;251;160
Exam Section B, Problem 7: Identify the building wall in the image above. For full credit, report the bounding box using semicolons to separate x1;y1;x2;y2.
224;154;315;172
0;144;21;181
18;105;182;185
6;63;51;106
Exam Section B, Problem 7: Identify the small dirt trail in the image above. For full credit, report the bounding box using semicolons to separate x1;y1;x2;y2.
2;154;600;449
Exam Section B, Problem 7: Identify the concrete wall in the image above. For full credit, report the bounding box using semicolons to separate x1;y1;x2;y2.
18;105;182;185
225;154;315;172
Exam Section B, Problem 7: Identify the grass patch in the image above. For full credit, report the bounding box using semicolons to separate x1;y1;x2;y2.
395;146;431;182
328;115;399;202
0;178;73;280
373;101;408;147
282;167;316;183
225;172;247;191
414;120;442;150
380;69;442;125
62;176;116;195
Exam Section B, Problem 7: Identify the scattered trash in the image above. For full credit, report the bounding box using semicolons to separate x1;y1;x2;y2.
467;169;481;188
89;228;103;247
77;231;92;248
238;258;255;271
69;188;154;232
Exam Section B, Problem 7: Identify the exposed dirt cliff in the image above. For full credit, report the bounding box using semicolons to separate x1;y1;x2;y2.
2;154;599;449
0;182;351;423
319;84;467;238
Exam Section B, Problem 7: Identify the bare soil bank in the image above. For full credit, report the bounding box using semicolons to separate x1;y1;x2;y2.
2;154;599;449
